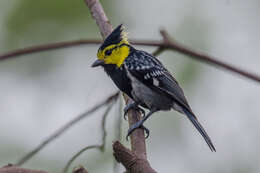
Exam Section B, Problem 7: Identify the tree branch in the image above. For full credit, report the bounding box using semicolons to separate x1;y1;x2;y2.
84;0;153;172
0;38;259;84
123;95;147;160
84;0;112;38
113;141;156;173
0;39;100;61
158;30;260;83
0;39;164;61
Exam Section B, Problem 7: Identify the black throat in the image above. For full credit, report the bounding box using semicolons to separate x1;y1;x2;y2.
102;64;133;99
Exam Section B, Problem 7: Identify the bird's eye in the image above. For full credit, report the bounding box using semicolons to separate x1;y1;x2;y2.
105;49;112;56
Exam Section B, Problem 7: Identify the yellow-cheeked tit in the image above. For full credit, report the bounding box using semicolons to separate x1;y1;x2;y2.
92;24;215;151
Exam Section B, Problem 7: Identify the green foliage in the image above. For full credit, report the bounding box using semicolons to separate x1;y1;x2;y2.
7;0;88;32
4;0;112;48
3;1;97;76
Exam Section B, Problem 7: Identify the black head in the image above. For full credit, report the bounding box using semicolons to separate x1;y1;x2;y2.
91;24;130;68
99;24;126;50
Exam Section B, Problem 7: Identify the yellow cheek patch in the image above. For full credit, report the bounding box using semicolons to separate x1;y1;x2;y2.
115;46;129;67
103;46;129;67
97;44;130;68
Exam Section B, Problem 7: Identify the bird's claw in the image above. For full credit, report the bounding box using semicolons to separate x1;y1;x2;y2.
138;108;146;117
123;103;145;120
126;121;150;140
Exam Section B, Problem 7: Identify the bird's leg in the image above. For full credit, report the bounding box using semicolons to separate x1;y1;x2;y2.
126;108;158;140
123;101;145;120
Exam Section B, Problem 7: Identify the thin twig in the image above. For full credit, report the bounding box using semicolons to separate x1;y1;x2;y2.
0;39;99;61
159;30;260;83
16;92;119;166
0;165;90;173
0;39;162;61
152;47;166;57
0;38;259;84
63;101;115;173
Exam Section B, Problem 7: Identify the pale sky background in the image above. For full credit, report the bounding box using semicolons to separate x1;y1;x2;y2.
0;0;260;173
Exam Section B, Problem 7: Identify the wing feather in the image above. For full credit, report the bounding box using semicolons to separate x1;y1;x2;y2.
125;50;193;113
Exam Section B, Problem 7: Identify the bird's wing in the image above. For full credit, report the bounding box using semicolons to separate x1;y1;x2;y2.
125;50;192;113
125;50;216;151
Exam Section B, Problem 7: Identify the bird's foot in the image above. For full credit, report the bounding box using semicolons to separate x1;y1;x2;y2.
126;121;150;140
123;102;145;120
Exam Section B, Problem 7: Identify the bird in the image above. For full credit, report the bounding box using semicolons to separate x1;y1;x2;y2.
91;24;215;151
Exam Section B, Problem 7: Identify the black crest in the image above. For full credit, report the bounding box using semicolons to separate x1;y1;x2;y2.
100;24;125;50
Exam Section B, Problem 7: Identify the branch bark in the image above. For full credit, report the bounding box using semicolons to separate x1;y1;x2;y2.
1;38;259;84
84;0;155;172
158;30;260;83
0;39;164;61
113;141;156;173
84;0;113;38
123;94;147;160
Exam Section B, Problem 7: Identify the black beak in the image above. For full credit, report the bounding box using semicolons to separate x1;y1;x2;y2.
91;59;105;67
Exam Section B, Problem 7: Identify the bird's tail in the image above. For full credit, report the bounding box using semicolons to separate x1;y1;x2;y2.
182;108;216;152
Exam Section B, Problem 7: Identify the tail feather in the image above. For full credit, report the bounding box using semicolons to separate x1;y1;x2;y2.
183;108;216;152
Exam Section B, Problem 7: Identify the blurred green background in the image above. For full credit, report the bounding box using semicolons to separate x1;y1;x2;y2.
0;0;260;172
